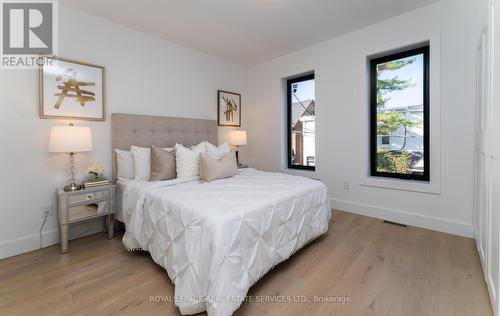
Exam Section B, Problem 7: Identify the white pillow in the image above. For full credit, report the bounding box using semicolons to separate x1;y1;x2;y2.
131;146;174;181
131;146;151;181
191;142;207;151
175;142;206;179
205;142;230;160
115;149;134;180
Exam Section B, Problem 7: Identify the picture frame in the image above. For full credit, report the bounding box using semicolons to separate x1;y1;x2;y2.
218;90;241;127
39;56;105;121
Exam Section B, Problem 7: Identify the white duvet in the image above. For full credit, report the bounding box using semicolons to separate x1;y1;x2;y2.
121;169;331;316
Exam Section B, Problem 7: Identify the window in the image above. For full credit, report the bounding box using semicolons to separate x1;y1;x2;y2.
370;45;429;181
287;73;315;170
381;136;390;145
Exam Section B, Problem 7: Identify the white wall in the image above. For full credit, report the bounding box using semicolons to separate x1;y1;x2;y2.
243;0;485;237
0;5;247;258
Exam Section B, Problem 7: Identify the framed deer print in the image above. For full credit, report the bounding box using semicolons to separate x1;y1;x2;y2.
218;90;241;127
39;56;105;121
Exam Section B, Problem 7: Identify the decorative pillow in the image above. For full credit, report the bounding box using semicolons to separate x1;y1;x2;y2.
191;142;207;151
175;142;206;180
205;142;230;160
199;152;237;182
115;149;134;180
131;146;174;181
131;146;151;181
150;145;176;181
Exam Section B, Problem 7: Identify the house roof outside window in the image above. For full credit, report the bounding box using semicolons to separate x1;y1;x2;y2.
291;99;315;130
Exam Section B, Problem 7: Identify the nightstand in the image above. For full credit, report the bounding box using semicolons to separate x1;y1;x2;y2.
57;184;116;254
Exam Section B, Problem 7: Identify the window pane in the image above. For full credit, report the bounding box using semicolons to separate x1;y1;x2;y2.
371;46;429;180
288;75;315;169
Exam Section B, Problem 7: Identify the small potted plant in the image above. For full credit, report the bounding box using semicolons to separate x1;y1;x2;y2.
87;165;105;182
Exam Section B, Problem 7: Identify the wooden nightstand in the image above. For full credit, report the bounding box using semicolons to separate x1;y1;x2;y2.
57;184;116;254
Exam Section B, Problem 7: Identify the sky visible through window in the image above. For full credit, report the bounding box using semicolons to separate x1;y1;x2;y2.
293;79;315;102
379;54;423;109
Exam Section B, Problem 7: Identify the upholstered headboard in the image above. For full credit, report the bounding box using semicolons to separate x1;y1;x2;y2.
111;113;218;180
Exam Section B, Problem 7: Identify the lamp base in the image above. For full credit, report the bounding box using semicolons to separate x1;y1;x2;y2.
63;182;82;192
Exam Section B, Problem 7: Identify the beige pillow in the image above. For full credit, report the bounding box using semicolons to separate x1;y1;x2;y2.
150;145;176;181
199;152;237;182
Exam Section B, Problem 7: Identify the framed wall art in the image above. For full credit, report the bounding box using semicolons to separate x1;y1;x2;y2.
218;90;241;127
39;56;105;121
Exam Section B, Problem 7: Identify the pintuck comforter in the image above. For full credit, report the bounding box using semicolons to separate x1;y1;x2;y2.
121;169;331;316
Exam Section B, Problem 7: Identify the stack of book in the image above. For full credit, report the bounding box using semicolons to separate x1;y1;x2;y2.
83;179;110;189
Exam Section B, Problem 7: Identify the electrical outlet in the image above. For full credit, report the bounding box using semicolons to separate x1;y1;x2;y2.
343;181;350;190
41;203;53;217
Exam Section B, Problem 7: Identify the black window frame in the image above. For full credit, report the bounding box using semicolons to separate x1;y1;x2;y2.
369;45;430;181
287;73;315;171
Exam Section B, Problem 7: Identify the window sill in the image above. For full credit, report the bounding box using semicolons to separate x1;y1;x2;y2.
360;175;440;195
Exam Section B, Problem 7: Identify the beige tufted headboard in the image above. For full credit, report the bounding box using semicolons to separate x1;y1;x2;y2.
111;113;218;181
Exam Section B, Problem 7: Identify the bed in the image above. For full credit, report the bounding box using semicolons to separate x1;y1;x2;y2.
112;113;331;316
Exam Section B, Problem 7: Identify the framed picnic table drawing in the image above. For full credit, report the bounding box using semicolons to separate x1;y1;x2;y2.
39;56;105;121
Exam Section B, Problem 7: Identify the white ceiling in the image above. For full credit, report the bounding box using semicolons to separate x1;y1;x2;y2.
61;0;438;66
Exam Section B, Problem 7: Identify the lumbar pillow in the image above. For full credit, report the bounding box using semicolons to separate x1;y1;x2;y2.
175;142;206;179
205;142;230;160
115;149;134;180
199;152;237;182
150;145;176;181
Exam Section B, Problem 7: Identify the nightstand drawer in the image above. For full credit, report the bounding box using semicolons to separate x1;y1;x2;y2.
68;202;110;222
67;190;110;205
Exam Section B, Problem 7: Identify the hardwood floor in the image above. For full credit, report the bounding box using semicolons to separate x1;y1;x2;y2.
0;210;492;316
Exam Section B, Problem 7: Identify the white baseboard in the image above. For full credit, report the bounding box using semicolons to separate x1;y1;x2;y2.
331;198;473;238
0;229;60;259
0;219;105;259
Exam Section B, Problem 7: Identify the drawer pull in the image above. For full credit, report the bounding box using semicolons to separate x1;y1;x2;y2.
87;194;93;200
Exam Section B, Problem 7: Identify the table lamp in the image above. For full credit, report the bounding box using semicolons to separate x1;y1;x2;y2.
49;123;92;192
228;130;247;167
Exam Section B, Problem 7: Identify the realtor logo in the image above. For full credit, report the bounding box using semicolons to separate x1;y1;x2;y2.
1;0;57;69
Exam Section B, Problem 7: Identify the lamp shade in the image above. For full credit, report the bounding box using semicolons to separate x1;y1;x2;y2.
228;130;247;146
48;126;92;153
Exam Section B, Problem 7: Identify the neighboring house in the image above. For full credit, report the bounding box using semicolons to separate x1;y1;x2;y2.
377;104;424;171
291;100;315;166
